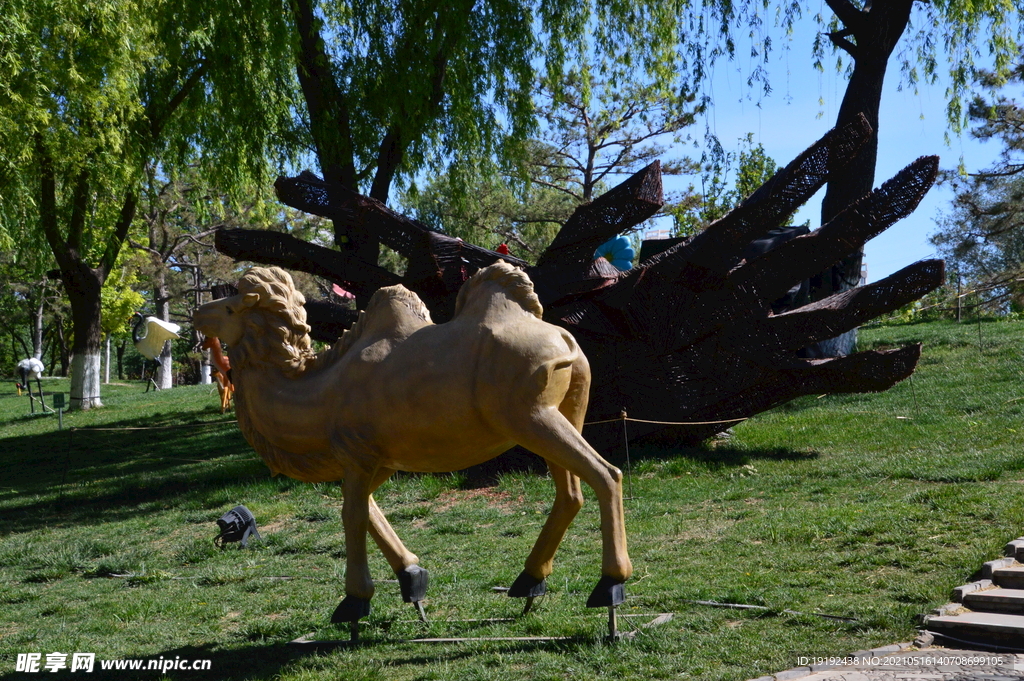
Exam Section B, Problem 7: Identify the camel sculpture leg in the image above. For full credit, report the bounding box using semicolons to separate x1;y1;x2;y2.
510;461;584;613
366;470;430;620
334;468;375;626
333;466;430;624
509;357;591;610
506;410;632;607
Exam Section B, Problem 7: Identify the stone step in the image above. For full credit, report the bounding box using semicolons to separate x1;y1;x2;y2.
962;587;1024;614
993;565;1024;590
1005;538;1024;562
925;611;1024;647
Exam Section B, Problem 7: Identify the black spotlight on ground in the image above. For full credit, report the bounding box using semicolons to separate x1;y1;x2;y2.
214;505;261;549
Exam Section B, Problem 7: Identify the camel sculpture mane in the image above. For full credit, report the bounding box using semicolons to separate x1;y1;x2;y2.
231;267;316;375
193;263;631;626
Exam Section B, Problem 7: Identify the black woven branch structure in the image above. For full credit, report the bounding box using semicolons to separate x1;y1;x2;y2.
215;113;944;449
270;172;527;320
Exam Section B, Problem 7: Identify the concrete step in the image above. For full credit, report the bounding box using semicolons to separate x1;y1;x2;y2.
1005;538;1024;562
925;611;1024;647
993;565;1024;590
962;587;1024;614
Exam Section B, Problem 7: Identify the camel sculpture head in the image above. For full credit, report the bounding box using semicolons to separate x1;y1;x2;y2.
194;267;314;374
191;262;632;634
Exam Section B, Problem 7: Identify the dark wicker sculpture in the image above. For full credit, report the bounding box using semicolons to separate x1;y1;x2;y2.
216;114;944;449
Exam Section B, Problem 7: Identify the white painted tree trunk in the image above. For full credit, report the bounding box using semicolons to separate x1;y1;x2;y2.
199;348;212;384
156;341;174;389
70;350;103;410
103;334;111;384
32;288;46;360
154;273;174;390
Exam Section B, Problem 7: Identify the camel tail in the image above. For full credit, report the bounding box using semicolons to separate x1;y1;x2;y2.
454;262;544;320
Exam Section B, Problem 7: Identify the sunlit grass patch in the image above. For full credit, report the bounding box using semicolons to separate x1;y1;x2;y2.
1;320;1024;679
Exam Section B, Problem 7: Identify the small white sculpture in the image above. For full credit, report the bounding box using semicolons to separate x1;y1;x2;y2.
15;358;45;402
133;317;181;360
16;357;45;381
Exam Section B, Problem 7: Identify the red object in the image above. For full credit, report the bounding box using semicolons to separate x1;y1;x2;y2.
496;243;509;255
332;283;356;300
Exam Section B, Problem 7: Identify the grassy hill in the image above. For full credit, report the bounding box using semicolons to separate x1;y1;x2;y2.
1;319;1022;680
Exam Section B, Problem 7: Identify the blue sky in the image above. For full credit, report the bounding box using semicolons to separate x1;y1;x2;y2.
650;14;1011;284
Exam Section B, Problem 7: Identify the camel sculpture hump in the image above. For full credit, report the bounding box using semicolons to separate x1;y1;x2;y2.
452;261;544;321
325;263;577;470
331;282;433;365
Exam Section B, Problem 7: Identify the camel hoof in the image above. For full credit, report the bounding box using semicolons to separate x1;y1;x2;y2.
397;565;429;603
586;575;626;608
508;570;547;598
331;595;371;623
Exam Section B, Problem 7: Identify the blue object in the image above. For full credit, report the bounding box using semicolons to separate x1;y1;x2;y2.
594;235;635;271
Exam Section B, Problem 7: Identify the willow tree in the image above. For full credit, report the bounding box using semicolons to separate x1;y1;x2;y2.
0;0;294;408
273;0;689;304
755;0;1022;352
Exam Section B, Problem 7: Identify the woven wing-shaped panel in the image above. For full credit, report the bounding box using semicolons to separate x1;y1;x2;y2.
219;113;944;449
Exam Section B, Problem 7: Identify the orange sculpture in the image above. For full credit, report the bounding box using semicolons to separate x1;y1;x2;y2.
193;263;631;625
201;337;234;413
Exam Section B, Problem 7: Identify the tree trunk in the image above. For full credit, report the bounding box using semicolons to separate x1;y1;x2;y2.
116;338;127;381
11;328;31;361
192;258;212;385
154;270;174;390
815;0;915;356
10;332;23;365
31;282;46;360
46;329;56;378
55;319;70;377
64;262;105;410
199;349;212;384
103;334;111;384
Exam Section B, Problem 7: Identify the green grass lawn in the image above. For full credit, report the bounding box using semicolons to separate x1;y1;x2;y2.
1;319;1023;680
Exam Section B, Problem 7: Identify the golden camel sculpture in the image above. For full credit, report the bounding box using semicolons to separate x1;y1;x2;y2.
192;263;632;626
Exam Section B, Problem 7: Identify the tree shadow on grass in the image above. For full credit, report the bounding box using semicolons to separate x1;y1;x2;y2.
0;417;290;534
458;439;818;489
4;421;246;485
612;440;819;471
0;404;816;533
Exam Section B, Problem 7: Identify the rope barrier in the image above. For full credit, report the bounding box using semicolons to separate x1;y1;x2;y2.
587;409;748;505
584;415;748;426
69;421;237;432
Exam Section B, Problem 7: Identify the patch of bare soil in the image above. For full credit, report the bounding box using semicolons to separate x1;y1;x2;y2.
432;487;520;513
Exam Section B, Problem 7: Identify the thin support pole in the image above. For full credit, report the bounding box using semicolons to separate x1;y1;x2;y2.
33;378;53;413
956;271;962;322
977;306;983;353
608;606;618;640
621;410;634;502
58;428;74;509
